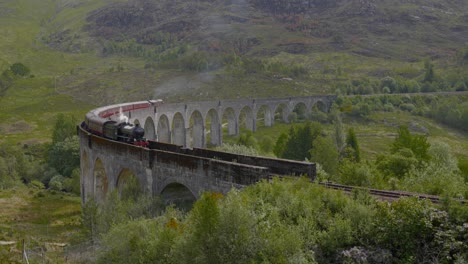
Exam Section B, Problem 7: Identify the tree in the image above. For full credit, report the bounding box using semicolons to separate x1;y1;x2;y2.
52;113;77;144
9;62;30;77
48;136;80;177
332;109;346;155
345;128;360;162
281;122;322;161
423;59;435;83
392;125;430;162
428;141;458;172
309;136;339;176
376;148;418;179
381;76;397;93
273;133;288;157
237;131;258;149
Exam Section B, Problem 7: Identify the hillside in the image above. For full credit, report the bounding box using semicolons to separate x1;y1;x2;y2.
0;0;467;143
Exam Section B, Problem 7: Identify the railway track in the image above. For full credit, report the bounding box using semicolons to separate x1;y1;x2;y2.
318;182;466;204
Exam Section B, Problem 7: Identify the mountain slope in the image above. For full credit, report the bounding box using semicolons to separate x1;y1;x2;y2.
1;0;468;105
46;0;468;103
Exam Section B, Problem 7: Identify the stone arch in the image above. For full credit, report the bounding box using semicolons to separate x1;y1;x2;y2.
160;182;197;211
157;114;171;143
205;109;221;146
222;107;237;136
314;101;327;112
116;168;140;200
239;106;254;131
292;102;308;122
189;110;204;148
256;105;272;127
172;112;185;146
274;103;289;123
144;117;156;141
93;158;108;203
133;119;140;125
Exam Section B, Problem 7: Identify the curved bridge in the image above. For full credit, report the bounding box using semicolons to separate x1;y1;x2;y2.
79;95;335;204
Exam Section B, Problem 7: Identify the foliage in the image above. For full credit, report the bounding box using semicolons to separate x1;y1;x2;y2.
97;211;182;264
49;175;64;191
376;149;418;179
0;143;39;189
331;109;345;156
237;131;258;149
214;143;259;156
51;113;78;145
423;59;436;83
82;191;164;239
337;160;383;187
309;136;339;176
371;198;467;262
0;147;21;189
259;136;274;153
344;128;360;162
62;168;81;194
273;132;288;157
428;141;459;172
280;122;322;161
400;163;467;198
92;178;468;263
9;62;31;77
48;135;80;177
391;125;430;162
29;180;45;189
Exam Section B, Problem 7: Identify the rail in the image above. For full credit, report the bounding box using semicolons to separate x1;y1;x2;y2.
319;182;466;204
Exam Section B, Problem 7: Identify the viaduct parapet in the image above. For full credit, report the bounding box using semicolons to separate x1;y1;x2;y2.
79;95;335;204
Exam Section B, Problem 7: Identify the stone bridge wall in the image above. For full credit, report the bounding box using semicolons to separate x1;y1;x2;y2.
80;128;271;203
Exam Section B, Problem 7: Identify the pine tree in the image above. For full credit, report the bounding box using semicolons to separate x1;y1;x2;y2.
345;127;360;162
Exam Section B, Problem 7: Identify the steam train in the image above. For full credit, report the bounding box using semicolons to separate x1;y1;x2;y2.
82;100;163;147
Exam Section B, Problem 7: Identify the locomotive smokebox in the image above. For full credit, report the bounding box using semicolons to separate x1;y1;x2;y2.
133;124;145;140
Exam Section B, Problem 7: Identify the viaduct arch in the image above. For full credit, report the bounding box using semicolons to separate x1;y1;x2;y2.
80;95;334;204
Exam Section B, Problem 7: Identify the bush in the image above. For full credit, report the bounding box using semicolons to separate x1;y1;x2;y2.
9;62;30;77
400;103;416;112
237;131;259;149
259;136;274;153
215;143;259;156
287;112;298;123
62;168;81;194
338;160;376;187
383;103;394;112
29;180;45;189
49;175;64;191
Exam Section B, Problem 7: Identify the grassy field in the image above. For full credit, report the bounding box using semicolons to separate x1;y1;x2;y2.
224;110;468;162
0;187;83;263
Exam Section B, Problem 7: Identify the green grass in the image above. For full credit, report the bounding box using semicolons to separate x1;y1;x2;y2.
222;110;468;163
0;187;83;263
0;77;93;144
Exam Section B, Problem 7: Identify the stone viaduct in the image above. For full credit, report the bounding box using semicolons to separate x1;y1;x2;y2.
79;95;335;205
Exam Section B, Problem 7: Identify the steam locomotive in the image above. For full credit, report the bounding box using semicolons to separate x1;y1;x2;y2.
82;100;163;147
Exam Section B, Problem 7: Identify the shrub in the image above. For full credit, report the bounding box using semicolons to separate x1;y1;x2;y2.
29;180;45;189
49;175;64;191
9;62;30;77
259;136;274;153
400;103;416;112
214;143;259;156
383;103;394;112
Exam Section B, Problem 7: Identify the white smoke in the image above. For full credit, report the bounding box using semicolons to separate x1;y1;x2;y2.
118;107;129;123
